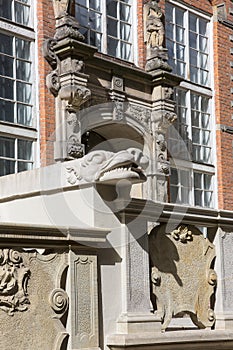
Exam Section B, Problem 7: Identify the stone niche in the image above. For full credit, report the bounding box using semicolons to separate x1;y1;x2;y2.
0;248;68;350
149;224;217;331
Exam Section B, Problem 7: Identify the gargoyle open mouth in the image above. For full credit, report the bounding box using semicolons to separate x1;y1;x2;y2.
65;148;149;185
99;161;146;183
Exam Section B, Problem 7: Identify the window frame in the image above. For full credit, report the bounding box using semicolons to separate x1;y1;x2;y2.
0;0;38;176
165;0;211;86
75;0;135;62
166;1;216;209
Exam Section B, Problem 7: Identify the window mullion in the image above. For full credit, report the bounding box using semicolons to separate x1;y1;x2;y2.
185;9;190;80
102;0;107;54
13;36;17;124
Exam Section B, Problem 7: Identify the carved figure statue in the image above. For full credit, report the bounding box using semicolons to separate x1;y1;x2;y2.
66;148;149;185
53;0;71;19
145;1;164;49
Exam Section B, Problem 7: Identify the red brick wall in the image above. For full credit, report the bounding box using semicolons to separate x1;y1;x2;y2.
37;0;56;166
213;0;233;209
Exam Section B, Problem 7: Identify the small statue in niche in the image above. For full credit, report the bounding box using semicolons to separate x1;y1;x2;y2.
145;0;164;49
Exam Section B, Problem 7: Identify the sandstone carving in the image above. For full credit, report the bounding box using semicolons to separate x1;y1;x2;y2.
149;225;217;331
49;288;69;314
145;0;164;49
66;148;149;185
144;1;172;72
0;249;30;316
53;0;71;19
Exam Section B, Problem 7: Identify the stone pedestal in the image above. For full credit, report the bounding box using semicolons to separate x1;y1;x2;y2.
115;212;161;334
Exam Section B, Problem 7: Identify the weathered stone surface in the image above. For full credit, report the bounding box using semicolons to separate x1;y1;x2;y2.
149;224;217;331
0;250;68;350
69;251;99;350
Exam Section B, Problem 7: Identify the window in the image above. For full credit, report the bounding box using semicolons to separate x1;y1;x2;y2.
0;33;33;126
0;0;31;27
166;2;209;86
0;0;36;176
170;168;213;207
75;0;133;61
166;2;214;208
0;136;33;176
169;89;212;164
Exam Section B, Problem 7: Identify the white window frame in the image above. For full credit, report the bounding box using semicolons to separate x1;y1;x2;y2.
0;134;34;176
0;0;38;176
166;1;216;209
166;0;211;86
75;0;135;62
170;160;215;208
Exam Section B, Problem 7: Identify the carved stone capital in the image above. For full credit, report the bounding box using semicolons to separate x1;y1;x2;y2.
55;14;84;41
60;85;91;108
152;111;177;133
145;54;172;73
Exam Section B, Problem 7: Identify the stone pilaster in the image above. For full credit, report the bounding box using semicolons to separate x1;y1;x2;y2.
68;249;99;350
115;212;161;334
215;227;233;330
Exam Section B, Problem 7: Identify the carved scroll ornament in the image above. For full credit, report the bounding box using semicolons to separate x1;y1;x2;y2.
0;249;30;315
149;225;217;331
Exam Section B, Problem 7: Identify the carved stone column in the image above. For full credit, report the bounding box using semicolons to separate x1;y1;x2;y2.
44;5;95;161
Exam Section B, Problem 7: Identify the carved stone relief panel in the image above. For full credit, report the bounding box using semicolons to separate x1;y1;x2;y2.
0;249;30;316
0;249;68;350
149;225;217;331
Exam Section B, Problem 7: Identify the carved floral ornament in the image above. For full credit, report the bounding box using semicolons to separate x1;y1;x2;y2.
0;249;30;316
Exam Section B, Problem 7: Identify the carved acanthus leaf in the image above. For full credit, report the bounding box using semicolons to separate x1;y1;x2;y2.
0;249;30;316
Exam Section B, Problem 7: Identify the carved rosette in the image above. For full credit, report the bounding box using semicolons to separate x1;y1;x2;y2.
0;249;30;316
49;288;69;314
149;225;217;331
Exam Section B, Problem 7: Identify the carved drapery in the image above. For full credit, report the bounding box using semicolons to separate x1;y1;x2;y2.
144;0;171;72
149;225;217;331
